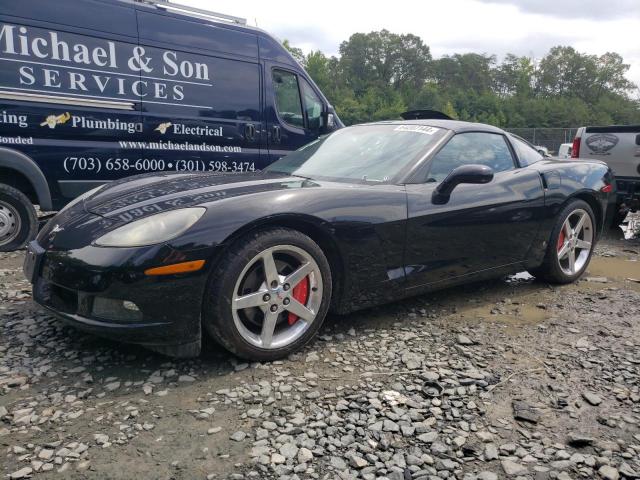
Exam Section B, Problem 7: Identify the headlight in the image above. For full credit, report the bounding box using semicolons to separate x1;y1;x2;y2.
59;185;104;213
94;207;206;247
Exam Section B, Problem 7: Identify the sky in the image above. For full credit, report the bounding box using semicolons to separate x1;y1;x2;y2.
179;0;640;89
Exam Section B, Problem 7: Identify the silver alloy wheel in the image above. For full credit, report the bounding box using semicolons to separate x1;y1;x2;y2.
231;245;323;349
556;208;593;276
0;200;21;246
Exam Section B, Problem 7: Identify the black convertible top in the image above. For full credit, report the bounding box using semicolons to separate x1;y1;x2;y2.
366;119;505;134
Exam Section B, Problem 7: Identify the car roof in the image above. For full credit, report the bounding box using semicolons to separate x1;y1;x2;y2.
362;119;506;134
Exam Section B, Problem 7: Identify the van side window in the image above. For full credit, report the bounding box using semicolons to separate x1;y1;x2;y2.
301;79;323;131
273;70;304;129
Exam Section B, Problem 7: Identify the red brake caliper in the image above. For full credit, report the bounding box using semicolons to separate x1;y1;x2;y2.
557;229;565;252
287;276;310;325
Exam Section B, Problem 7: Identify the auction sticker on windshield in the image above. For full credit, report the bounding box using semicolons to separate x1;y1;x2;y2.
394;125;440;135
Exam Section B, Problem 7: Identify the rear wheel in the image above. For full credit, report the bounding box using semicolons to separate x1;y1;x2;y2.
0;184;37;252
203;228;332;361
529;199;596;284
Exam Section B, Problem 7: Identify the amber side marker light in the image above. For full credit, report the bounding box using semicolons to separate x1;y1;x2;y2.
144;260;205;276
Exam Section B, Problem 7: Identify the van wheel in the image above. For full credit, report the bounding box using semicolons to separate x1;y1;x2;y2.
0;184;37;252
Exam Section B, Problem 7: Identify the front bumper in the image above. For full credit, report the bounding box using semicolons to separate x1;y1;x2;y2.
25;240;214;356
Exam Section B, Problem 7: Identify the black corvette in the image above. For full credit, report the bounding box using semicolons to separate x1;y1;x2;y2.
24;120;614;360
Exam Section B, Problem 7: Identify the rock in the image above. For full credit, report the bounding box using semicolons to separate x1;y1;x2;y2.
401;351;422;369
330;456;347;470
619;463;640;479
38;448;54;460
501;459;527;476
457;334;475;345
348;454;368;469
586;277;609;283
417;431;438;443
512;400;540;423
484;443;499;460
279;443;298;459
9;467;33;479
270;453;286;465
178;375;195;382
297;447;313;464
207;427;222;435
477;472;498;480
104;381;120;391
575;337;590;348
599;465;620;480
93;433;109;445
567;433;595;448
230;431;246;442
582;391;602;406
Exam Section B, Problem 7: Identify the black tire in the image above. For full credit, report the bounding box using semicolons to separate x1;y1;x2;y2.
203;227;332;361
529;199;596;284
0;183;37;252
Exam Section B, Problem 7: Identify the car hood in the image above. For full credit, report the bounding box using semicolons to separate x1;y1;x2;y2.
84;171;314;223
38;171;322;251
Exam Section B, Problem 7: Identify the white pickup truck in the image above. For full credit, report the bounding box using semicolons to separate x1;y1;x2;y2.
571;125;640;223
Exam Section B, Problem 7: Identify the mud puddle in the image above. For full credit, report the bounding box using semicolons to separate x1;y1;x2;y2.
587;256;640;279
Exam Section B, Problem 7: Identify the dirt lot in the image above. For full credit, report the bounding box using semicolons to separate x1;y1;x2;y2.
1;230;639;480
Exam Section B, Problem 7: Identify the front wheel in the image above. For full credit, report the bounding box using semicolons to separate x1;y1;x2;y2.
529;199;596;284
0;184;37;252
203;228;332;361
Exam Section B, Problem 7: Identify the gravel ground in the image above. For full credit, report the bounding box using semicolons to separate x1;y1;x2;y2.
1;230;639;480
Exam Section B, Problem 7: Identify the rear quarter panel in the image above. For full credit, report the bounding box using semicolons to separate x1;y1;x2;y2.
527;159;611;265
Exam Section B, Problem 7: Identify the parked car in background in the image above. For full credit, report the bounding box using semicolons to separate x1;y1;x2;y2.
571;125;640;222
25;119;614;360
534;145;550;157
0;0;342;251
558;143;573;159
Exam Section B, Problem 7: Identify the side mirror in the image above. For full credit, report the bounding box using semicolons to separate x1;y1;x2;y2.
321;111;337;134
432;164;494;205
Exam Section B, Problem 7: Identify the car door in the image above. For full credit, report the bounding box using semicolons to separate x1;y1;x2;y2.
404;131;545;289
264;65;324;162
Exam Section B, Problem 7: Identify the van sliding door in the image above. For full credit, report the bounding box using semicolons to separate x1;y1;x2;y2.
135;7;264;175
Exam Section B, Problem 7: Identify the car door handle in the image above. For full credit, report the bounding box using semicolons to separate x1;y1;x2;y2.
244;123;256;141
272;125;281;144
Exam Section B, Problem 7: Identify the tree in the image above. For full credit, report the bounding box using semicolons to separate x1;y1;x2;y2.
338;30;432;95
281;34;640;127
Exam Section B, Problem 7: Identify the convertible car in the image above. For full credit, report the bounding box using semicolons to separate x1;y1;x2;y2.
24;120;614;360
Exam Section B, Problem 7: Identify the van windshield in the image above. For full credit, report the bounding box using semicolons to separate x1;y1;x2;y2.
265;124;446;183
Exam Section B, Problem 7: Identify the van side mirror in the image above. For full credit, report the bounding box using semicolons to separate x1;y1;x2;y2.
321;111;336;133
432;164;494;205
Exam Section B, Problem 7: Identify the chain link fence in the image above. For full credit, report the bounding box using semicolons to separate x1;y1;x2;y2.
505;128;578;155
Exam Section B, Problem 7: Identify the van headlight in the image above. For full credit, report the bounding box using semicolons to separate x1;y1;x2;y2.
95;207;206;247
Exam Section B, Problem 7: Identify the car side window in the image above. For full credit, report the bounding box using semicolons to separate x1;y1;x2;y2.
300;78;323;131
510;136;544;166
272;69;304;129
426;132;515;183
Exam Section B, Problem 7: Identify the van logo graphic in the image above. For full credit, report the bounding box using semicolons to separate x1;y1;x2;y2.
586;134;619;155
40;112;71;129
155;122;172;134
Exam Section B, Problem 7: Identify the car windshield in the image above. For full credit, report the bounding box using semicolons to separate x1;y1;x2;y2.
265;124;446;183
